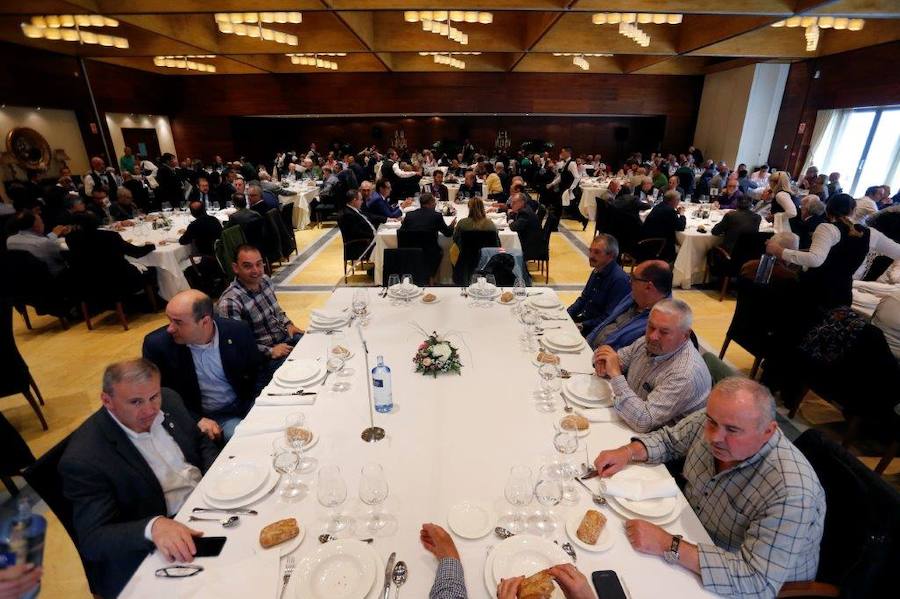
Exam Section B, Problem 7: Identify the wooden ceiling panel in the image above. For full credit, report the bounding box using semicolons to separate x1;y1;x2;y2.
265;51;387;72
534;13;679;54
570;0;793;14
808;0;900;17
389;52;516;72
514;53;623;73
94;1;325;13
629;56;722;75
327;1;568;8
93;55;268;74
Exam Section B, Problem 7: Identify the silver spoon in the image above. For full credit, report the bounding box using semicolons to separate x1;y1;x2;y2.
561;394;574;413
574;477;607;506
392;561;408;598
188;515;240;527
317;534;374;544
494;526;515;540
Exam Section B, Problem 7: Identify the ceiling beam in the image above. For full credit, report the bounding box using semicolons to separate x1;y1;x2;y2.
508;0;577;71
321;3;392;71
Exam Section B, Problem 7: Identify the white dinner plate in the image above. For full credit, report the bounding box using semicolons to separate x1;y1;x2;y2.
543;331;582;348
201;465;278;509
540;337;587;354
275;359;321;384
388;285;422;299
447;501;493;539
483;545;564;599
528;295;561;309
565;510;615;553
491;535;571;587
311;310;347;322
604;469;680;519
310;317;350;329
203;460;268;502
564;375;613;403
294;540;378;599
562;388;614;410
467;284;500;299
605;495;684;526
271;368;327;390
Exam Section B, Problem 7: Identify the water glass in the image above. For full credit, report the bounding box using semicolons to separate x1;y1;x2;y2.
317;465;351;533
531;465;562;535
553;421;580;504
327;333;351;392
351;288;369;326
358;463;390;531
520;307;540;350
503;465;534;534
536;363;561;412
284;413;317;472
513;277;527;313
272;437;304;501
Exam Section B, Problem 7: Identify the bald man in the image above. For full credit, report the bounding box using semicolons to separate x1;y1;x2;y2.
142;290;264;441
593;378;825;598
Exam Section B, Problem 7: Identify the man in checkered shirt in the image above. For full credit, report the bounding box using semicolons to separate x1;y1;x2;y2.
593;377;825;598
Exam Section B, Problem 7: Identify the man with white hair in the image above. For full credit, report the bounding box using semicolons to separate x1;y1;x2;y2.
592;377;825;598
797;195;827;249
593;298;711;432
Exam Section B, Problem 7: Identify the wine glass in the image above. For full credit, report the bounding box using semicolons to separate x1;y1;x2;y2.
351;288;369;326
285;413;317;473
327;333;351;392
532;465;562;536
553;420;580;504
520;307;540;351
536;363;561;412
503;465;534;534
513;277;527;314
271;437;303;501
387;274;400;305
358;463;390;532
317;465;351;533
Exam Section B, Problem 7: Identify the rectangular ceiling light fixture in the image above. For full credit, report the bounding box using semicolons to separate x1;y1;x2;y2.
21;14;128;48
153;55;217;72
215;13;300;46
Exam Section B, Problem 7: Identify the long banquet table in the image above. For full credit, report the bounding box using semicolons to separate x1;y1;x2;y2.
371;204;522;285
121;287;717;599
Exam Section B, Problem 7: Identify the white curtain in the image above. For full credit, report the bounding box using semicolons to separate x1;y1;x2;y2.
802;109;837;174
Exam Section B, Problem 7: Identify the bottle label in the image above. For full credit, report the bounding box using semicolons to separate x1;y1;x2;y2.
0;552;15;567
373;379;384;388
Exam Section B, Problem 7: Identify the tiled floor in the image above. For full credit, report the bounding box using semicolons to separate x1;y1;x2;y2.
3;217;895;598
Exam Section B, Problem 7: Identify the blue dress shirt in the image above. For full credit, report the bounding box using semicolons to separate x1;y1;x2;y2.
568;261;631;333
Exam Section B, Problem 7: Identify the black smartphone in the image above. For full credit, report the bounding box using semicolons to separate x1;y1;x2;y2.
592;570;627;599
194;536;226;558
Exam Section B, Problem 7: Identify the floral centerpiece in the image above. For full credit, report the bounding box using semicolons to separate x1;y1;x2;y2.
413;332;463;377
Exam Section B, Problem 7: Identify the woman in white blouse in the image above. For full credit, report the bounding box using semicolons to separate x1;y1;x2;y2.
766;193;900;311
762;171;799;232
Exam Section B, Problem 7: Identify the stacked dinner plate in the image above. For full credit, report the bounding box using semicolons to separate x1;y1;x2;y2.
540;331;586;353
561;374;613;409
484;535;571;598
310;310;351;330
294;540;381;599
467;281;500;299
526;294;562;310
601;467;684;526
200;458;277;509
387;281;423;300
272;358;327;389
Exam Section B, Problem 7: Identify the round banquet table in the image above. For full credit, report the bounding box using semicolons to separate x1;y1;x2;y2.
120;287;719;599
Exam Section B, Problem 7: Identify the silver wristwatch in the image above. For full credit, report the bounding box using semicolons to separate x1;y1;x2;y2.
663;534;682;564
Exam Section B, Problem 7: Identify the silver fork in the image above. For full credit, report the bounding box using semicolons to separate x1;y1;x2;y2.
279;556;295;599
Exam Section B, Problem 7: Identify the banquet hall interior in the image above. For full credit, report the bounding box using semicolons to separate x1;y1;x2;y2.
1;1;899;599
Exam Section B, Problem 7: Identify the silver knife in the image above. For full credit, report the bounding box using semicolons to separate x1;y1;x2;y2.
382;552;396;599
191;507;258;515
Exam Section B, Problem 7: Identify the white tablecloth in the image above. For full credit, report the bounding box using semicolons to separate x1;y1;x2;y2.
121;288;716;599
283;182;320;229
371;204;521;285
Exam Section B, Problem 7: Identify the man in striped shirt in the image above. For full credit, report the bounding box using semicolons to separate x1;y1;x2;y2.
593;298;711;433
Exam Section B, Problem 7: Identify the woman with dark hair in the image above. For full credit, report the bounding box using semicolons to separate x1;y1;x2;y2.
766;193;900;311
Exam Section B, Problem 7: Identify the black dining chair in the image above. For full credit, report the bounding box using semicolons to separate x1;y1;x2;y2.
397;230;442;280
706;231;773;301
279;202;298;257
453;229;500;285
524;213;559;284
0;249;72;330
0;411;35;495
779;429;900;598
383;248;429;287
1;299;48;430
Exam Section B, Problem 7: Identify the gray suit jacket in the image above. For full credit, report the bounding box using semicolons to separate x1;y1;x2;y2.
59;389;219;598
711;208;761;253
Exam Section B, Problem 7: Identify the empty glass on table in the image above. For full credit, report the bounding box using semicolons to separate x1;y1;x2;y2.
531;464;562;536
358;463;390;533
317;465;351;534
284;413;317;473
536;363;561;412
503;465;534;534
553;420;580;504
272;437;305;502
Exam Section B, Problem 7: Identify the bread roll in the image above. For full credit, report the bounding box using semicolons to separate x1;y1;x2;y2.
286;426;312;445
259;518;300;548
536;351;560;365
423;293;437;303
517;570;554;599
576;510;606;545
500;291;515;303
561;414;589;432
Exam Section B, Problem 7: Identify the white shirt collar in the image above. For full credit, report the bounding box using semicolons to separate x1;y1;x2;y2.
107;408;164;440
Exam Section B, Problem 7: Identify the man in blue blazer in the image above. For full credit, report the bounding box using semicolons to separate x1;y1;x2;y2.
142;289;263;441
59;359;219;598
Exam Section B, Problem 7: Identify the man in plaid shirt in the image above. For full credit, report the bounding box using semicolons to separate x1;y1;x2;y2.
593;377;825;598
217;245;303;370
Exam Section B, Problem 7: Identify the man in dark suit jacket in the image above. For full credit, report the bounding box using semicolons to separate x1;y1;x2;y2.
338;189;378;260
142;290;262;441
398;192;456;277
187;176;214;208
226;193;262;228
155;154;183;209
179;200;223;256
59;359;219;598
639;189;686;262
710;195;761;253
508;192;543;255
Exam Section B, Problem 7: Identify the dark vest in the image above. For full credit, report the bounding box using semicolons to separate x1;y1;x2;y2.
560;159;575;191
86;170;118;201
801;220;870;311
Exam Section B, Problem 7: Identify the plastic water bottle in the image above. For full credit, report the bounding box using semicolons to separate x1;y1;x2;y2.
372;355;393;413
0;498;46;599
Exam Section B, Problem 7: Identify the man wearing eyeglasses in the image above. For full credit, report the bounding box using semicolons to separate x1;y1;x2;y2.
59;359;219;598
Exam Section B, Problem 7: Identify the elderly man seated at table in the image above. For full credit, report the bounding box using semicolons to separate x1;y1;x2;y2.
426;169;449;202
569;234;631;334
457;170;480;200
59;359;219;599
247;182;278;215
339;189;378;258
6;211;69;277
639;190;686;262
586;260;672;349
715;178;743;209
592;377;825;599
421;523;595;599
711;194;761;253
86;187;111;225
226;193;262;228
109;187;140;222
507;192;542;254
143;290;262;441
593;298;710;432
795;195;827;250
399;192;456;279
217;244;304;370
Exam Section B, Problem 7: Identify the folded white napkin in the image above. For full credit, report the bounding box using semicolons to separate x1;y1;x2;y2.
311;309;346;321
183;552;278;599
601;475;678;501
233;417;285;436
255;394;316;407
